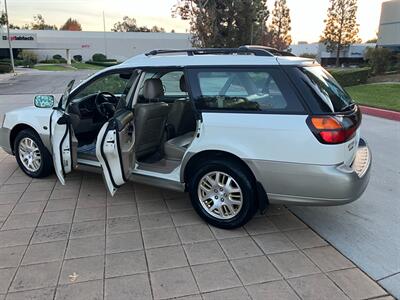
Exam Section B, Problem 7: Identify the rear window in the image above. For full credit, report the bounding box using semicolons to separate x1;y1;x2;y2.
188;68;304;113
298;66;354;112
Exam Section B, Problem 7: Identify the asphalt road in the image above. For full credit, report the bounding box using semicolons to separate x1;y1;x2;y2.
0;68;95;95
0;70;399;297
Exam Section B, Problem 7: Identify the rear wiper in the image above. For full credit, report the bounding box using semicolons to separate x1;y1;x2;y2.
340;103;356;112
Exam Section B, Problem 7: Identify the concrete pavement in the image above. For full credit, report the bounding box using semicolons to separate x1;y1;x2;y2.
0;149;391;300
291;115;400;298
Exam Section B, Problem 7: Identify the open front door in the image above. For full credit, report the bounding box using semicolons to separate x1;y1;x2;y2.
96;109;135;196
50;109;77;185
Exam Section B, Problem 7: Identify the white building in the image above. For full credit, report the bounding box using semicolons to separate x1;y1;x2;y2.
377;0;400;52
0;29;192;63
290;43;376;66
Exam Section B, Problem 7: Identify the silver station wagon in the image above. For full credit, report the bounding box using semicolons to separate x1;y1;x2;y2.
0;46;371;228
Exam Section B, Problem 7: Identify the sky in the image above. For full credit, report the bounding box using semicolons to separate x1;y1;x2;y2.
0;0;388;43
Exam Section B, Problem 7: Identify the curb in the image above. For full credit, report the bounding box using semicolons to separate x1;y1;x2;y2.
360;106;400;121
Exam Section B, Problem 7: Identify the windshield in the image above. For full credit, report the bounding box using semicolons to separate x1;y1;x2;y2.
299;66;354;112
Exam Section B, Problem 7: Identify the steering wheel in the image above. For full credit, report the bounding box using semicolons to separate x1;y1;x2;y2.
94;92;118;119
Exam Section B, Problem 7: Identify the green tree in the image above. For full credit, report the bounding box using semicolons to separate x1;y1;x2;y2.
29;14;57;30
112;16;138;32
112;16;164;32
0;11;19;29
18;50;38;67
173;0;269;48
150;26;165;32
266;0;292;50
366;38;377;43
60;18;82;31
321;0;360;67
0;11;6;26
365;47;391;75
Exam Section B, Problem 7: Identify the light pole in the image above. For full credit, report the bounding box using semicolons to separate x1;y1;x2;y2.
4;0;15;73
102;10;107;57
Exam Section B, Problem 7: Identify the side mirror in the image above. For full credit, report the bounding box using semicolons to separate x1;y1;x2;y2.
34;95;55;108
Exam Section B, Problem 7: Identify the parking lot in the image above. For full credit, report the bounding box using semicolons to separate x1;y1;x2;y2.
0;70;396;299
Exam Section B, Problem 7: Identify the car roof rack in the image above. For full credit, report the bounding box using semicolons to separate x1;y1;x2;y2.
145;45;295;57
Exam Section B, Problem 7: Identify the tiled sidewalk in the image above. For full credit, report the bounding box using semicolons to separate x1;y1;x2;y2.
0;149;393;300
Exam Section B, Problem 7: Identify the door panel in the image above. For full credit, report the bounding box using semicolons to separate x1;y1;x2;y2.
96;110;135;196
50;110;77;185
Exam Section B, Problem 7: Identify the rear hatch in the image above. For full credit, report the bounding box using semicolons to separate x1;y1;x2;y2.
291;65;362;166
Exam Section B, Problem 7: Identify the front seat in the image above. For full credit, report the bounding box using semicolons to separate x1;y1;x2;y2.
135;78;170;159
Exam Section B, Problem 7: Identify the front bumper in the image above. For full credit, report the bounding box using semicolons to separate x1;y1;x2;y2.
246;138;372;206
0;125;12;155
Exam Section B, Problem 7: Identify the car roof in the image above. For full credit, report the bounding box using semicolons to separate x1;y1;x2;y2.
116;54;316;69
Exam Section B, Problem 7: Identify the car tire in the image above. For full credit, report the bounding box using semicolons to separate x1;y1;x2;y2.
188;159;257;229
14;129;53;178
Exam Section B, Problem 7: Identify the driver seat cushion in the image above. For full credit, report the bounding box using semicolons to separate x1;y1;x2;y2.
164;131;195;161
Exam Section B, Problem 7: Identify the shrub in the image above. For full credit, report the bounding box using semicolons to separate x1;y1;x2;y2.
39;59;59;64
18;50;38;67
395;54;400;71
73;55;82;62
53;54;63;60
0;58;24;66
299;53;317;59
85;60;119;67
328;68;371;87
0;62;12;73
92;53;107;62
364;47;391;75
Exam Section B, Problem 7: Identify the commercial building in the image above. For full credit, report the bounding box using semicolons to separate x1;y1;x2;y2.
377;0;400;52
0;29;192;63
290;43;376;66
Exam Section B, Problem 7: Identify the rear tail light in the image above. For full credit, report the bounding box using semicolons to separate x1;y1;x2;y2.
307;108;361;144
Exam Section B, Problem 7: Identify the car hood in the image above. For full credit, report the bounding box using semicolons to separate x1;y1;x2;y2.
3;106;53;129
6;105;53;115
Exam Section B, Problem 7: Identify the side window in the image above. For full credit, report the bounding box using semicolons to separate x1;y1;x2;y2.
160;71;187;96
73;73;133;99
189;68;304;113
137;70;187;103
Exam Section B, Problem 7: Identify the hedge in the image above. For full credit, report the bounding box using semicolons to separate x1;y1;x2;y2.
85;60;119;67
92;53;107;62
328;67;371;87
0;62;12;74
0;59;25;66
73;55;83;62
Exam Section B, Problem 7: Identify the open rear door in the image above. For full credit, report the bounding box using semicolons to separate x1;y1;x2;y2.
96;109;135;196
50;109;77;185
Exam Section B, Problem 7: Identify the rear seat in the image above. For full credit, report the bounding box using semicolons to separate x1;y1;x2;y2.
164;131;195;161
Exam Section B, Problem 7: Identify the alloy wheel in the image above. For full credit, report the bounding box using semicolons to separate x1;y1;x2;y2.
197;171;243;220
18;137;42;172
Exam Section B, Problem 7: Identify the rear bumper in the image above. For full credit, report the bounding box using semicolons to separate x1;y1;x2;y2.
246;138;372;206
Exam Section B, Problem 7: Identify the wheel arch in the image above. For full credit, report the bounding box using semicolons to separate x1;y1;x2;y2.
182;149;269;214
183;150;256;185
10;124;39;154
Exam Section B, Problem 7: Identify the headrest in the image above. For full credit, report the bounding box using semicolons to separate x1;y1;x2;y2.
143;78;164;100
179;75;187;92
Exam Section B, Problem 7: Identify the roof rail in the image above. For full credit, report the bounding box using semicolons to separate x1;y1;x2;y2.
144;45;295;57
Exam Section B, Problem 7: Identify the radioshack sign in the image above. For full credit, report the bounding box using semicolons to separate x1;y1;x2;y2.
2;34;36;41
